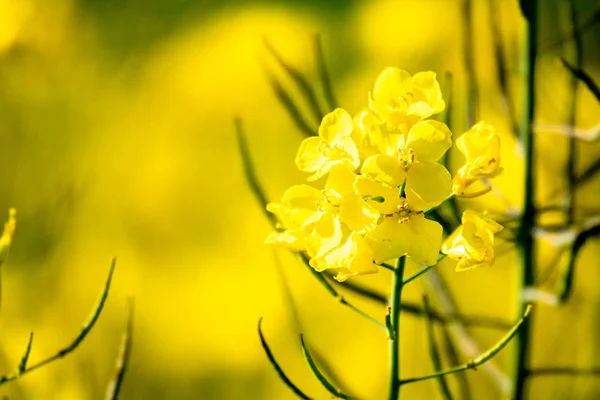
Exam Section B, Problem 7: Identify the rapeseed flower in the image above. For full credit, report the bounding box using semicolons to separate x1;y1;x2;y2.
296;108;360;181
453;122;503;195
442;210;503;271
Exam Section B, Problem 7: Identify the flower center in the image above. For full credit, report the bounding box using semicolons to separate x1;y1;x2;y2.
317;191;341;213
390;90;414;111
318;141;350;161
381;198;412;223
397;147;415;169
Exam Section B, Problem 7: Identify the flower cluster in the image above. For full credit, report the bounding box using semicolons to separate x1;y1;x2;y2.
267;67;503;281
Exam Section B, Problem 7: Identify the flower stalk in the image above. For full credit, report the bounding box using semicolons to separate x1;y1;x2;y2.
513;1;538;398
387;256;406;400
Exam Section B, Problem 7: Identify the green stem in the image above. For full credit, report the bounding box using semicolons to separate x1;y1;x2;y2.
514;2;538;399
388;256;406;400
564;0;582;226
403;254;446;285
400;306;531;386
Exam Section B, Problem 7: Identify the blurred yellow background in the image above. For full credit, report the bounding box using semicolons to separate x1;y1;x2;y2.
1;0;599;398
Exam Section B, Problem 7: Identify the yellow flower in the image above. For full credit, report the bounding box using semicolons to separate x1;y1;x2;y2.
360;119;452;189
351;109;386;159
0;208;16;265
369;67;445;129
441;210;503;271
266;166;379;257
265;184;344;257
453;122;503;195
265;184;323;252
296;108;360;181
355;170;451;265
310;232;377;282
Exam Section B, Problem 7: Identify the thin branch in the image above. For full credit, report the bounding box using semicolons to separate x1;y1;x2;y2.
424;269;512;393
313;34;338;111
575;158;600;187
300;335;351;399
557;224;600;302
234;117;276;226
326;272;512;330
264;39;324;124
541;9;600;51
563;0;583;226
17;332;34;374
439;321;473;400
297;254;386;332
258;318;312;400
403;254;446;285
423;294;453;399
399;305;532;386
463;0;479;127
105;298;135;400
488;0;518;136
0;259;116;385
263;68;317;137
526;367;600;377
562;59;600;102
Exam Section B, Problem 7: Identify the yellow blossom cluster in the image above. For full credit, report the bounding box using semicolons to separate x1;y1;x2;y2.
267;67;503;281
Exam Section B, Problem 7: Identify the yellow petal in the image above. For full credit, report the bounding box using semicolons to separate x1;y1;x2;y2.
456;122;499;161
325;164;355;199
305;212;344;259
352;109;386;158
455;121;502;180
340;193;380;233
319;108;353;145
462;210;503;234
361;154;406;187
407;215;443;266
442;211;503;271
365;218;411;263
337;136;361;170
441;226;464;257
333;234;378;282
410;71;445;117
295;136;327;174
267;184;322;228
369;68;414;126
405;163;452;211
354;175;403;215
265;230;306;251
406;120;452;163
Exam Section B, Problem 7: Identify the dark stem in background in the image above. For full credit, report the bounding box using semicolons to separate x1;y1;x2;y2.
489;0;519;136
106;298;135;400
439;322;472;400
513;1;538;399
422;294;454;400
264;39;324;124
258;318;312;400
542;8;600;51
565;0;582;226
463;0;479;127
0;259;116;385
388;257;406;400
314;34;338;112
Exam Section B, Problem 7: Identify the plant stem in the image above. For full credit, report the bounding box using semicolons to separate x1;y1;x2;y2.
388;256;406;400
564;0;582;226
513;2;538;399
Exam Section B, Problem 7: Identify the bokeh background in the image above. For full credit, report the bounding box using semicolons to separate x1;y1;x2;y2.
1;0;600;398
